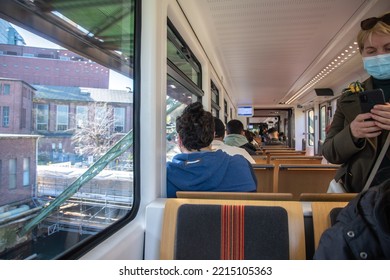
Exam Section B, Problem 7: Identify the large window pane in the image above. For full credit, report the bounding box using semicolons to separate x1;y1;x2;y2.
308;109;315;146
76;106;88;128
166;19;203;161
56;105;69;131
36;104;48;131
0;0;137;260
8;159;16;189
2;106;9;127
23;158;30;187
320;105;326;141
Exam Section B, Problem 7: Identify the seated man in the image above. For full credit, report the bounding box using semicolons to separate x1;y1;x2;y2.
211;117;255;164
265;127;285;145
224;119;257;155
166;102;257;198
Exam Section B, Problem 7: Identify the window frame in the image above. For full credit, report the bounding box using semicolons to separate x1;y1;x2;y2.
210;80;221;118
36;104;49;131
56;104;69;131
8;158;17;190
0;0;142;260
307;109;315;146
114;107;125;133
2;106;10;127
23;157;30;187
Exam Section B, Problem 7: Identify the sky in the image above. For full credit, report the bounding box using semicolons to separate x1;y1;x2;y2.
11;24;133;91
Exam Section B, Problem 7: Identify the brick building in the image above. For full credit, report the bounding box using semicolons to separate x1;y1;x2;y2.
0;134;39;206
32;85;133;163
0;44;109;88
0;78;34;134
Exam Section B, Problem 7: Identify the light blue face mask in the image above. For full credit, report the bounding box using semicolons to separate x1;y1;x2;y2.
363;53;390;80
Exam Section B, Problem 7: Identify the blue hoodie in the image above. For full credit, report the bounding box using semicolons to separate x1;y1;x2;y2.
166;149;257;198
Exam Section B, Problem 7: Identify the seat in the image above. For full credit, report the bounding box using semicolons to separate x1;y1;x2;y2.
252;155;268;164
269;155;323;165
176;191;293;200
275;164;340;199
299;193;358;202
311;201;349;250
251;164;274;192
160;198;306;260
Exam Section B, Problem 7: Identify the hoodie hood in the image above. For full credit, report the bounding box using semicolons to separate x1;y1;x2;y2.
224;134;248;147
167;150;230;189
166;149;256;197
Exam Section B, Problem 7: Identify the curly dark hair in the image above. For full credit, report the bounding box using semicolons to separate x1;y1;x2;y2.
176;102;214;151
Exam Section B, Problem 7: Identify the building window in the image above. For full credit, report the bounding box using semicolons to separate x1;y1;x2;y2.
76;106;88;128
94;105;106;122
56;105;69;131
21;108;26;129
36;104;48;130
2;106;9;127
9;158;16;189
3;84;10;95
114;107;125;132
23;158;30;186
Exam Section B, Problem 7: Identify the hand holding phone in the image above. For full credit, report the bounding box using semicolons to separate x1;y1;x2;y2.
359;89;386;114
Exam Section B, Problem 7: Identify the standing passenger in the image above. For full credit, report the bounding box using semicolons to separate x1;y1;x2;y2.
166;102;257;198
322;12;390;193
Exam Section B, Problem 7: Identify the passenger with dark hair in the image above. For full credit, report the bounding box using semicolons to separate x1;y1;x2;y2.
166;102;257;198
211;117;255;163
265;127;285;145
224;119;257;155
244;130;260;150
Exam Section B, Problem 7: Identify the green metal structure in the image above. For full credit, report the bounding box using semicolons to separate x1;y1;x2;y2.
19;131;133;237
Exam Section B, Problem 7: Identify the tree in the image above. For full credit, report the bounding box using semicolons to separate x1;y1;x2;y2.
71;103;117;160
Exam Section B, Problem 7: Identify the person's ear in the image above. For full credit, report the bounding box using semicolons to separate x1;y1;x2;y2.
177;134;182;146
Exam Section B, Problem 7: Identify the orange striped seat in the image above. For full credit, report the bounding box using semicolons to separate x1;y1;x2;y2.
160;198;305;259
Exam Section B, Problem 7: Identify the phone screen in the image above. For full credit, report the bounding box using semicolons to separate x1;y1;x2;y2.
359;89;385;114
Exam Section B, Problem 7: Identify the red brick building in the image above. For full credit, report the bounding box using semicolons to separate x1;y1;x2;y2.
0;44;109;88
0;134;39;206
0;78;34;134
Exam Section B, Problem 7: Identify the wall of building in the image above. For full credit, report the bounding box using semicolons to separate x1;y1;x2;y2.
0;79;34;134
0;44;109;88
0;136;38;206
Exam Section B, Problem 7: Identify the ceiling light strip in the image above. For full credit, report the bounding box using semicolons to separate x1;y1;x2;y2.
286;42;359;104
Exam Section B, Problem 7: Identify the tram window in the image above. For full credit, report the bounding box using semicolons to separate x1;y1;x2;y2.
0;0;138;260
224;99;228;124
307;109;315;146
211;80;220;118
319;105;326;141
167;20;201;87
166;19;203;161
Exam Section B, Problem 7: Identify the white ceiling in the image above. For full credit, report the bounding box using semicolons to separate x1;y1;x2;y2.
177;0;390;108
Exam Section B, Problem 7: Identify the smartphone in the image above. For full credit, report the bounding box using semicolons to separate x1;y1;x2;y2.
359;89;386;114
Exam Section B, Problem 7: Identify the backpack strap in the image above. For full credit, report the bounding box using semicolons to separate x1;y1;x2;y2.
363;132;390;192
